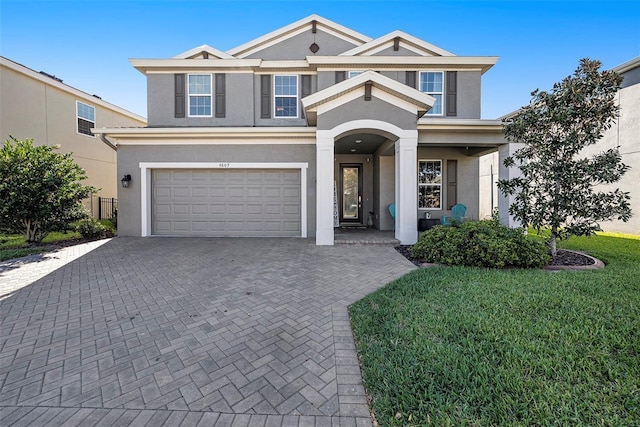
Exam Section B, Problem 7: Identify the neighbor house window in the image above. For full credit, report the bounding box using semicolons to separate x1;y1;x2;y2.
188;74;212;116
348;71;363;78
76;101;95;136
420;71;443;115
418;160;442;209
274;75;298;117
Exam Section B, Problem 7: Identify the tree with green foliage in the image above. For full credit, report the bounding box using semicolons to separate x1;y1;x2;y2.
0;137;97;243
498;59;632;256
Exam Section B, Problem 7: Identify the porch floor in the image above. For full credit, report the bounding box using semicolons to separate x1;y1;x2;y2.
334;227;400;245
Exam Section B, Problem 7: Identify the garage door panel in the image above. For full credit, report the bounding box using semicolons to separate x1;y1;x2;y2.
152;168;301;236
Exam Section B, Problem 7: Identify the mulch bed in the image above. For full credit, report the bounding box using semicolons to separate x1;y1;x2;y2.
395;245;596;268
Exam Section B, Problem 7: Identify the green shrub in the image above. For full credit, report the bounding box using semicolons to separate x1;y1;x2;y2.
76;218;107;239
109;208;117;229
410;219;549;268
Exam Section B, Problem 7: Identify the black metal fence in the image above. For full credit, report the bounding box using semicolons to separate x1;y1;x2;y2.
95;197;117;220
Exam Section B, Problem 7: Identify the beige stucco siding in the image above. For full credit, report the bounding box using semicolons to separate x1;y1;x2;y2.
0;60;146;203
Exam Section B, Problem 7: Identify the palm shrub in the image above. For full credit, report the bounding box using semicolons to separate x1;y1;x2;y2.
410;219;549;268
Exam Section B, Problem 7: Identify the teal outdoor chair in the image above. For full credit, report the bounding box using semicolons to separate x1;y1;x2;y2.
388;203;396;229
441;204;467;226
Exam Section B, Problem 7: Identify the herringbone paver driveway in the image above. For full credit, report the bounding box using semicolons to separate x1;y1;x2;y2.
0;238;415;426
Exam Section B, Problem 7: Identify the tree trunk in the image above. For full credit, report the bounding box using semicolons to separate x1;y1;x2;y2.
549;226;558;257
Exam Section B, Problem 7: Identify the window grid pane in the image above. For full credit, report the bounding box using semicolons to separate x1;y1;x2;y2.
189;96;211;116
77;102;95;122
274;75;298;117
188;74;212;116
420;72;444;116
418;160;442;209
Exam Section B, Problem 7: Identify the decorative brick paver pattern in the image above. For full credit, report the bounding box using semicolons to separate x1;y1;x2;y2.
0;238;415;426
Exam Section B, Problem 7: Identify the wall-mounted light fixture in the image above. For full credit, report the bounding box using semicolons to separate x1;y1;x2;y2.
121;174;132;188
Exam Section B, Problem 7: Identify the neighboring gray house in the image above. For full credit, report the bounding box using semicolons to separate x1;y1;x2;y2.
96;14;510;244
579;57;639;235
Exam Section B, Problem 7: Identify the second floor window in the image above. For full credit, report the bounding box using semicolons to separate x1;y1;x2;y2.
188;74;212;117
77;101;95;136
348;71;363;78
274;75;297;118
420;72;443;115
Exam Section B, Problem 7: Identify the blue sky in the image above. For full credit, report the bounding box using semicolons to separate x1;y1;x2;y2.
1;0;638;119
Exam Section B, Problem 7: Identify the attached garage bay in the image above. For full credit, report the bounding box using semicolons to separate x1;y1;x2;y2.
151;168;302;237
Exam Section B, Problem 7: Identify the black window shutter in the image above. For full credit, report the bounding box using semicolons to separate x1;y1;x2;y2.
174;74;185;118
215;74;226;118
446;71;457;116
447;160;458;209
301;75;312;98
335;71;346;83
301;75;312;119
406;71;416;88
260;75;271;119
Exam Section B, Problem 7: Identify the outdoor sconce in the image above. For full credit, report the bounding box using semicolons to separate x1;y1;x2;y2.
121;174;132;188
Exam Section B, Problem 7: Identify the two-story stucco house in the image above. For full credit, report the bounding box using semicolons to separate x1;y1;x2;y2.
0;56;147;217
96;15;511;244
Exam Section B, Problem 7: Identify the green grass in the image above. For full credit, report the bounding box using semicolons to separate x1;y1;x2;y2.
0;230;82;261
349;232;640;426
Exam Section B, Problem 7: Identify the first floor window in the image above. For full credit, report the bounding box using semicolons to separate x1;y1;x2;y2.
188;74;212;116
418;159;442;209
420;71;443;115
274;75;298;117
76;101;95;136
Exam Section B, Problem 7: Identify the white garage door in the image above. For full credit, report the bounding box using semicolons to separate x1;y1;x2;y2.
152;169;301;236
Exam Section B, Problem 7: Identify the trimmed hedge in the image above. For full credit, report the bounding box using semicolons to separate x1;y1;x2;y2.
410;220;549;268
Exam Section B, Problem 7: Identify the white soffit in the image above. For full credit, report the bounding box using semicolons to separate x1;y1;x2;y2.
340;30;455;57
172;44;235;59
226;14;372;59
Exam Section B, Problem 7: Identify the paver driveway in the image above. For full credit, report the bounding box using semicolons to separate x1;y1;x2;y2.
0;238;415;426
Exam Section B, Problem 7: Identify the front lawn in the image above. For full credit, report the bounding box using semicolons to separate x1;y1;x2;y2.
349;232;640;426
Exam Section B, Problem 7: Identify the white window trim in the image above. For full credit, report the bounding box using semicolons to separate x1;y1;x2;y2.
273;75;298;118
419;71;444;116
76;100;95;138
187;73;213;118
418;159;443;210
139;162;308;238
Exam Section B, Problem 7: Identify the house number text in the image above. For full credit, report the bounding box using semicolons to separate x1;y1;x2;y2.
218;162;230;168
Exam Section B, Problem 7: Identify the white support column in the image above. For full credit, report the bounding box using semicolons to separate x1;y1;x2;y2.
395;133;418;244
316;133;335;245
498;142;524;228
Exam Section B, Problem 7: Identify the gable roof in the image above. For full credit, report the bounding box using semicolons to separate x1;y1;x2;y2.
173;44;235;59
227;14;372;59
340;30;455;57
301;70;435;126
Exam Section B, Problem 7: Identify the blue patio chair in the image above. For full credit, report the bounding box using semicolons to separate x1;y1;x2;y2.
388;203;396;229
441;203;467;226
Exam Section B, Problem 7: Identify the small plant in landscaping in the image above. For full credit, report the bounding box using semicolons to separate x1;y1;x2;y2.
76;218;107;238
410;219;549;268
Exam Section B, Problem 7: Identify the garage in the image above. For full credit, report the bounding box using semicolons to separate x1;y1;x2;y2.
151;168;302;237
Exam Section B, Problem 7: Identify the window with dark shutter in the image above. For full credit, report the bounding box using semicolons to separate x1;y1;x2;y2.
215;74;226;118
447;160;458;209
406;71;416;88
335;71;346;83
261;75;271;118
174;74;186;118
446;71;457;117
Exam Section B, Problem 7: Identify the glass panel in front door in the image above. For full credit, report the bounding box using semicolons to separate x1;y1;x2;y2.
342;167;359;220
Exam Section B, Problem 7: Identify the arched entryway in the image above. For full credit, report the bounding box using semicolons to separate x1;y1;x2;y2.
316;120;418;245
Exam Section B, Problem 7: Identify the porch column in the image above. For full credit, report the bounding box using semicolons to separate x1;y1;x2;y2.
498;142;524;228
395;133;418;244
316;133;334;245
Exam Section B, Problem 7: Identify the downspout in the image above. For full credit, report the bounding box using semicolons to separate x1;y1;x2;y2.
98;133;117;151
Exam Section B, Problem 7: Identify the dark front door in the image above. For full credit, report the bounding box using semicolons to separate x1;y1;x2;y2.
340;164;363;223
